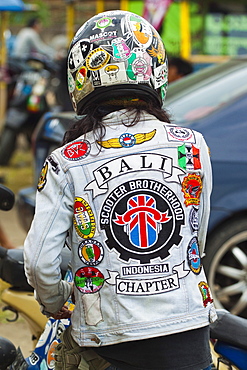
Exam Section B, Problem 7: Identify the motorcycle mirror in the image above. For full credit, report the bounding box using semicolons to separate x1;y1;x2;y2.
0;185;15;211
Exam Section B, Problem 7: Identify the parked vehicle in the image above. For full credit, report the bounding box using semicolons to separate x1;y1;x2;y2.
0;54;60;166
0;184;72;369
16;57;247;318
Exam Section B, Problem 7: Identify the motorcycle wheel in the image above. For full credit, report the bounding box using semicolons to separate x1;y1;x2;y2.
204;217;247;319
0;128;17;166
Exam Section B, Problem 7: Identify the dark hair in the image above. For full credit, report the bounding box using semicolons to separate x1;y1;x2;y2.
63;100;171;145
168;57;193;76
27;17;40;28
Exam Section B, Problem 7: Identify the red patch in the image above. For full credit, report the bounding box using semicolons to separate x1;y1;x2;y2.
62;140;90;161
182;173;202;206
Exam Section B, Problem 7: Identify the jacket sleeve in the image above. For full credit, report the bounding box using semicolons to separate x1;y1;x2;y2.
24;154;73;315
198;134;212;257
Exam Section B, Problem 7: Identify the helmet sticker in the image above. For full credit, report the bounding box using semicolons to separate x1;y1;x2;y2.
93;16;115;30
62;140;91;161
126;13;153;48
68;39;91;72
75;66;87;90
154;63;168;89
68;70;75;93
112;37;131;60
99;62;128;85
86;47;110;71
127;48;152;82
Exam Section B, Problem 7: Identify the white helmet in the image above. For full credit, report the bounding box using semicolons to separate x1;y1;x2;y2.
67;10;168;114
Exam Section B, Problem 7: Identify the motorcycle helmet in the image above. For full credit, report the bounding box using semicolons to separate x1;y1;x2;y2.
67;10;168;114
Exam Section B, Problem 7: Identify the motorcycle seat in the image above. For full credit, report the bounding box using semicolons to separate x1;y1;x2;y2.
0;245;71;292
210;309;247;351
214;341;247;370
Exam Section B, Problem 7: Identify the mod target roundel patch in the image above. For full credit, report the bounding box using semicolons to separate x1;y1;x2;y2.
100;179;185;263
78;239;104;266
62;140;90;161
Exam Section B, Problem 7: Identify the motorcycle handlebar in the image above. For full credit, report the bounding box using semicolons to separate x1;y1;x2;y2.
0;185;15;211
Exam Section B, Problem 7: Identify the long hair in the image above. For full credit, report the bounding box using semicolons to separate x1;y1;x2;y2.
62;99;171;145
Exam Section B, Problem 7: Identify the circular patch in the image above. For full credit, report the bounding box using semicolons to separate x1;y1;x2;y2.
74;267;104;294
100;179;184;263
78;239;104;266
119;133;136;147
167;126;194;142
73;197;96;238
95;16;113;29
187;237;201;274
86;48;110;71
62;140;90;161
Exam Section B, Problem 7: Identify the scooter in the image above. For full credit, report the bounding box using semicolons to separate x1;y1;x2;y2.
0;184;72;369
0;54;59;166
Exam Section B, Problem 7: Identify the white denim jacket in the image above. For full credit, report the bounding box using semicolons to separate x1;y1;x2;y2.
24;110;216;347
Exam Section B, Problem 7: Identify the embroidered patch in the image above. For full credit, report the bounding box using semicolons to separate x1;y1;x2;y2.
187;237;201;274
98;129;156;149
74;267;104;293
189;206;199;233
85;153;185;198
78;239;104;266
121;263;170;276
178;143;201;170
198;281;214;307
182;173;202;206
105;262;189;296
62;140;90;161
165;125;195;143
73;197;96;238
100;179;184;263
37;162;48;192
47;155;60;174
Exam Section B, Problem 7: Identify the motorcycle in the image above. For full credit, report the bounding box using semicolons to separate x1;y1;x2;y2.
0;183;72;369
0;54;59;166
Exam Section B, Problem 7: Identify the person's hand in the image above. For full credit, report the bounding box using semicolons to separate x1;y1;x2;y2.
50;305;72;320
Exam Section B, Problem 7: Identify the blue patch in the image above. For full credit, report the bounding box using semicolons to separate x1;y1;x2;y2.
187;237;201;274
119;133;136;147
